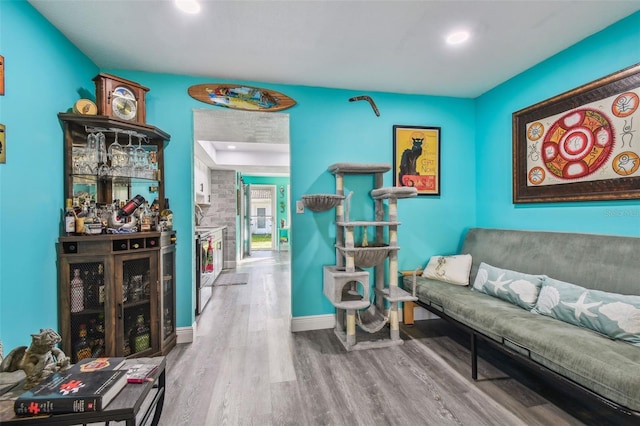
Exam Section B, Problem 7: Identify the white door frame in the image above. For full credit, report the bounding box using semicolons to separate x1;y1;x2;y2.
250;184;277;250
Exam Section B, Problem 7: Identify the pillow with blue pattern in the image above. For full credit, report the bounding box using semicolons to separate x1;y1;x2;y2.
533;277;640;347
472;262;544;310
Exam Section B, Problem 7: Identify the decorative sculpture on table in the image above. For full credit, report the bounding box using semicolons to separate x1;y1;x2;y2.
0;329;70;389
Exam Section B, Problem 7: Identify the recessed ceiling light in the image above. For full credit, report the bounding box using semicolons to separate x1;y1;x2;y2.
446;30;470;45
227;145;236;150
175;0;201;14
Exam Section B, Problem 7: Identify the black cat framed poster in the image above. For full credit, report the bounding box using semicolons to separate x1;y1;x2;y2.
393;125;441;195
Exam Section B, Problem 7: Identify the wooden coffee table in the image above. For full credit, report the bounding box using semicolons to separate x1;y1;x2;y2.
0;357;166;426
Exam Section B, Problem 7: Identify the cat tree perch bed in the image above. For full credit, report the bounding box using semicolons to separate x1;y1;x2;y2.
305;162;417;350
301;194;344;212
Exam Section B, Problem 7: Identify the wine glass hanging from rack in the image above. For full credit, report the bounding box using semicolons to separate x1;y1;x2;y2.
72;126;154;179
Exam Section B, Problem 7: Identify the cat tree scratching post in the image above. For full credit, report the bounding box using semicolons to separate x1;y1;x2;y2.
305;162;417;351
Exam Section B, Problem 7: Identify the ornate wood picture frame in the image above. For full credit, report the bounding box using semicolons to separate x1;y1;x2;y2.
512;63;640;203
393;125;441;196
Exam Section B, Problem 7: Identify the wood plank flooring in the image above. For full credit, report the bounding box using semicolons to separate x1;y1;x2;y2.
159;251;637;425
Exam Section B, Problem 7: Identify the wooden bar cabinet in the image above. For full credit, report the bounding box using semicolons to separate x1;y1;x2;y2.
57;113;176;362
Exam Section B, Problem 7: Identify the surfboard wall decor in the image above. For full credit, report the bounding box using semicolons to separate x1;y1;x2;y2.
188;84;296;112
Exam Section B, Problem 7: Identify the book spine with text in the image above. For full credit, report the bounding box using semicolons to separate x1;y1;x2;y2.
14;396;103;415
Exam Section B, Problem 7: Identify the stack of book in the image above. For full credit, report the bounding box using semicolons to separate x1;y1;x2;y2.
124;363;159;384
13;357;128;416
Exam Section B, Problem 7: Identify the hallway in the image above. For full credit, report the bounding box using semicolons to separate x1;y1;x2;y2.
160;250;293;425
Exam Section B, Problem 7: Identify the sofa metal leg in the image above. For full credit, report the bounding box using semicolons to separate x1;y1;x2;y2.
471;333;478;381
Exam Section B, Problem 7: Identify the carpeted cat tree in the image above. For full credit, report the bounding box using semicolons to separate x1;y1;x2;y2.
302;163;417;350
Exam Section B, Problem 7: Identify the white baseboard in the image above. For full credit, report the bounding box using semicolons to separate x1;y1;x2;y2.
181;306;434;343
291;314;335;332
176;322;196;344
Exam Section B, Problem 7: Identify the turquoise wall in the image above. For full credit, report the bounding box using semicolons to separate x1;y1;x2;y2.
102;70;477;321
475;12;640;235
1;1;638;351
288;89;476;317
241;175;291;236
0;1;98;350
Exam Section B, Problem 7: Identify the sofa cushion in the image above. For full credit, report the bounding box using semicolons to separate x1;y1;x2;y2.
422;254;472;286
407;274;640;412
533;277;640;347
406;276;533;342
494;310;640;412
471;262;544;310
461;228;640;297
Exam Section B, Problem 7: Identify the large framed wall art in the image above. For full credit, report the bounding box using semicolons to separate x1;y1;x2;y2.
393;125;441;196
512;63;640;203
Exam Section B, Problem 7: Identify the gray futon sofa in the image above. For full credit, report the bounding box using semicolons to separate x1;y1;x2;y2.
403;228;640;415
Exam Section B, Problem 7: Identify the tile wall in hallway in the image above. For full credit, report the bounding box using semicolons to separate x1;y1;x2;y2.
201;169;237;269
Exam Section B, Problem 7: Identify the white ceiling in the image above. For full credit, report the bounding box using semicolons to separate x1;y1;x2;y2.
193;108;290;175
29;0;640;174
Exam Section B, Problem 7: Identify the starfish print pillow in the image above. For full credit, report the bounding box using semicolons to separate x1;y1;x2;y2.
472;262;544;310
533;277;640;346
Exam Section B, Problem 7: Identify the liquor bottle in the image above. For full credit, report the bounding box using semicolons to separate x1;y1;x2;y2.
70;269;84;312
85;269;97;308
132;314;150;353
97;264;105;305
140;201;152;232
64;199;76;236
75;203;86;234
84;201;97;226
87;317;98;351
92;313;106;357
205;238;214;273
74;324;92;362
119;194;145;217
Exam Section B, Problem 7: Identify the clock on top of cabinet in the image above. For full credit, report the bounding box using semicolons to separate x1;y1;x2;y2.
94;73;148;124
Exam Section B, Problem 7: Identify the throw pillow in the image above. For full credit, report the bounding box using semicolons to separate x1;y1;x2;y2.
472;262;544;310
533;277;640;346
422;254;472;286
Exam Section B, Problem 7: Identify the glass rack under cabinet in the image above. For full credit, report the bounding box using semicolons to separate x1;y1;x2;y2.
59;113;170;212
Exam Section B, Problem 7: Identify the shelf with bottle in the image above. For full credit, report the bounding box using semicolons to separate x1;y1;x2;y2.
59;112;171;218
69;262;105;362
59;222;167;361
71;312;107;363
69;263;106;313
123;309;152;356
64;194;167;237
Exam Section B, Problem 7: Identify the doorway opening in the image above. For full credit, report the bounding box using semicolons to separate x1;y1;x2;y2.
249;185;276;251
192;108;291;315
